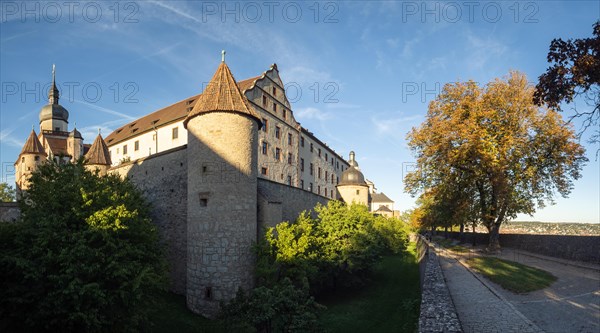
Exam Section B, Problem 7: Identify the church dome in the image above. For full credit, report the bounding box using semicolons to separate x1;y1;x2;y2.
338;151;367;186
69;127;82;139
39;104;69;123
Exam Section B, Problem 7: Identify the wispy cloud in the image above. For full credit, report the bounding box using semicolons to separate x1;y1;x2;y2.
72;99;136;121
295;107;333;122
372;114;422;135
0;128;24;148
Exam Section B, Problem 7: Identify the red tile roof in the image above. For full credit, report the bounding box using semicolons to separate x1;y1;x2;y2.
18;130;46;158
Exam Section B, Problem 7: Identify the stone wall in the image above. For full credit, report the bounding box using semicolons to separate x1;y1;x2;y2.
0;202;20;222
257;178;330;234
417;235;462;333
110;146;188;295
446;232;600;264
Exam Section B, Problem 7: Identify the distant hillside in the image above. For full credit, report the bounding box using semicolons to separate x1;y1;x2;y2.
499;221;600;236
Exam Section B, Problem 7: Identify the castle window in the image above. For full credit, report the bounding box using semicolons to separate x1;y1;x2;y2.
283;109;287;119
331;157;334;165
35;156;40;162
272;87;277;96
300;158;304;172
275;148;281;160
310;163;314;175
287;175;292;186
272;103;277;113
262;142;268;155
287;153;292;165
337;176;339;184
356;189;360;195
21;157;24;163
325;153;328;160
309;183;313;192
300;180;304;189
262;118;268;132
288;133;292;145
262;95;267;107
199;192;210;207
261;167;268;175
331;174;334;183
318;167;322;179
55;127;60;132
336;161;339;169
318;148;321;157
204;287;212;299
134;141;139;151
172;127;179;139
123;145;128;155
310;143;313;152
275;126;281;139
300;136;305;147
325;171;328;182
318;185;321;195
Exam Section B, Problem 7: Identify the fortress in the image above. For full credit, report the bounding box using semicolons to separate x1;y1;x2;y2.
12;53;397;316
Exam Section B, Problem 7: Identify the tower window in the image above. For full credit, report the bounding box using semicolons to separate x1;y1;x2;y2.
288;133;292;145
262;118;268;132
134;141;139;151
35;156;40;162
300;136;305;147
287;153;292;165
262;95;267;107
172;127;179;139
55;127;60;132
283;109;287;119
275;126;281;139
21;157;24;163
261;167;268;175
356;189;360;195
272;87;277;96
204;287;212;299
287;175;292;186
272;103;277;113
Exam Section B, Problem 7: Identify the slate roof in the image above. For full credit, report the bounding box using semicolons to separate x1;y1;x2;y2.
372;192;394;203
184;61;261;128
85;134;112;165
18;129;46;157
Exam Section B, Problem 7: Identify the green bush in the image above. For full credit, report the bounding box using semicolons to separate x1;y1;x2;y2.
0;161;168;332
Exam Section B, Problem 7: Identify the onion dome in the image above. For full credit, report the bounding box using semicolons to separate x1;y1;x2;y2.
183;50;261;128
39;65;69;124
69;127;83;139
339;151;367;186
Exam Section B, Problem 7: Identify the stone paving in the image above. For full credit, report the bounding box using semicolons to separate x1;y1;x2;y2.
438;249;543;333
438;242;600;333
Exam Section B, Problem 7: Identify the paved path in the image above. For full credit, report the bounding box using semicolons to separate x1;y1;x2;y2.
437;243;600;333
438;248;542;333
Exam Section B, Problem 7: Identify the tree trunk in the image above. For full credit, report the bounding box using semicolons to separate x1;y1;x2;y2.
488;223;501;252
472;221;476;246
459;223;465;243
444;226;448;239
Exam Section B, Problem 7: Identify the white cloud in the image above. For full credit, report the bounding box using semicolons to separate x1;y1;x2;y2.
295;107;333;122
372;115;422;135
0;128;24;148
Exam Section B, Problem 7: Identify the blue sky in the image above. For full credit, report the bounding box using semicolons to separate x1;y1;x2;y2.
1;1;598;223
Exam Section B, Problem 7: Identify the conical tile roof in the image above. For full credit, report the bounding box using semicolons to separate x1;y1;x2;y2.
19;129;46;157
183;60;261;128
85;134;111;165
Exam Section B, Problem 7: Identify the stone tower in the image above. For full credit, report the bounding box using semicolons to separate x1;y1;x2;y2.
39;65;69;133
183;52;262;317
84;132;112;175
67;127;84;162
337;151;370;206
14;129;47;193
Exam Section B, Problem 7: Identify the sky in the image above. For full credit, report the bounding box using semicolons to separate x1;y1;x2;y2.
1;0;598;223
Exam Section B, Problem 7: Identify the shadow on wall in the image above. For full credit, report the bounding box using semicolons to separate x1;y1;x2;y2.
0;202;20;223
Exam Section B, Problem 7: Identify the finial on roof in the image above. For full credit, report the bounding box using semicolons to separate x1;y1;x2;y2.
98;128;101;135
32;124;35;131
49;64;59;104
221;50;226;62
74;121;77;128
52;64;56;83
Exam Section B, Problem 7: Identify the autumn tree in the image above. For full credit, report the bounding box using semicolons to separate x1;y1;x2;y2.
405;71;587;250
534;21;599;148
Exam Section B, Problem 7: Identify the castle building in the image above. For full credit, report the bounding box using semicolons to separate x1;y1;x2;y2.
14;53;394;317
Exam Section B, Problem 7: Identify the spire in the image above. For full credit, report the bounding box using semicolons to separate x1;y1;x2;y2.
85;134;112;166
184;52;261;128
19;129;46;157
48;64;59;105
349;151;359;168
221;50;226;62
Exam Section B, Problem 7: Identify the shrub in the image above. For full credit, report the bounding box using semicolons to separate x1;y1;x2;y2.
0;161;168;332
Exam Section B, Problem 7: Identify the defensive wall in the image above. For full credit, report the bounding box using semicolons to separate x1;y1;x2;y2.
0;202;20;222
445;231;600;264
415;234;462;333
110;146;189;295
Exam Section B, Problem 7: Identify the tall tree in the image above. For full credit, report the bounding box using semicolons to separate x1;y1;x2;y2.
0;183;15;202
534;21;600;149
406;71;587;250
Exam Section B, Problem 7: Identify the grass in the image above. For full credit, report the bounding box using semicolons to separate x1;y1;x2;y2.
447;245;470;253
317;243;421;333
466;256;557;293
148;292;232;333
